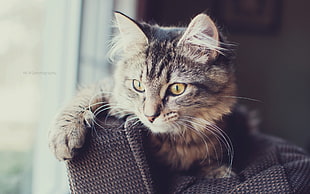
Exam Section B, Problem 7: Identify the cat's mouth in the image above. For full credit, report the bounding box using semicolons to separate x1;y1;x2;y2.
139;111;183;134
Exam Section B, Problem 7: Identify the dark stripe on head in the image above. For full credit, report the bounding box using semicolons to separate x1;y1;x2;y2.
147;41;175;80
148;54;157;79
191;82;225;95
191;82;212;93
155;58;166;79
166;67;172;83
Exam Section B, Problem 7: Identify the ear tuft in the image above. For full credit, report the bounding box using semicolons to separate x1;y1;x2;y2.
114;12;148;46
178;13;222;63
109;12;148;61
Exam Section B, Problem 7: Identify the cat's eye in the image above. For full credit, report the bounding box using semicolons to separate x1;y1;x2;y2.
132;79;145;93
169;83;187;96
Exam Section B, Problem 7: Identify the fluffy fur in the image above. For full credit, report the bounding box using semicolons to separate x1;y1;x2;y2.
49;12;238;178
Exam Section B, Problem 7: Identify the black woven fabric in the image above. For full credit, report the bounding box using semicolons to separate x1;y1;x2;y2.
66;117;154;194
66;116;310;194
168;134;310;194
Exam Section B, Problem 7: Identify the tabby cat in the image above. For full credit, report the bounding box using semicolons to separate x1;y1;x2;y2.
49;12;238;178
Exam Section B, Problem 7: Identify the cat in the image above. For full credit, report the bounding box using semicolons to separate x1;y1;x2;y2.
49;12;238;178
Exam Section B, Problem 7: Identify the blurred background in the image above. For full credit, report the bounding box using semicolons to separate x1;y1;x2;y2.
0;0;309;193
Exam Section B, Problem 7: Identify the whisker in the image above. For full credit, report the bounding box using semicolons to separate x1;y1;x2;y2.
181;118;223;165
125;116;139;123
93;103;119;115
88;103;126;129
87;90;112;110
220;96;262;103
200;121;234;176
190;117;232;152
88;101;106;109
204;123;234;173
194;118;233;161
178;119;214;164
90;124;100;138
124;115;141;126
105;106;129;118
181;116;234;176
130;117;142;127
94;106;113;117
92;104;110;115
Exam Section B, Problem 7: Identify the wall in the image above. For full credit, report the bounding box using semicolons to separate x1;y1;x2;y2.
140;0;310;149
231;0;310;148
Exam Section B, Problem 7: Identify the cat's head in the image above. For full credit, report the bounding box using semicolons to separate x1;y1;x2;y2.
110;12;236;134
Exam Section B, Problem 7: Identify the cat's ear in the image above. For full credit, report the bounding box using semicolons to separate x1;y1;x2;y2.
114;12;148;52
177;13;221;63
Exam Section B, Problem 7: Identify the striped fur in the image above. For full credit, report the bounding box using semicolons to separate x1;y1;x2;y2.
49;12;237;178
109;13;237;177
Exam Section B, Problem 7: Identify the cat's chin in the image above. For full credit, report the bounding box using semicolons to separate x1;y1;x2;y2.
143;122;181;134
148;126;172;134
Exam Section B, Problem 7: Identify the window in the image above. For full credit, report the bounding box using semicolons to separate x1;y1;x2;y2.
0;0;45;193
30;0;138;194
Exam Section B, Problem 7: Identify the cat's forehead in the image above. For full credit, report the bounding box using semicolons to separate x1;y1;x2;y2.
146;26;183;53
142;59;204;86
144;24;185;42
137;25;211;85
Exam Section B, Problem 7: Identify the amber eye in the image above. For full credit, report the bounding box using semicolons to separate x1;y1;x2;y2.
169;83;186;96
132;79;145;93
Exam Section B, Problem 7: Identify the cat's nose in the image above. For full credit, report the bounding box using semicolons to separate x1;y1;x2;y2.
146;115;157;123
145;112;160;123
143;98;161;123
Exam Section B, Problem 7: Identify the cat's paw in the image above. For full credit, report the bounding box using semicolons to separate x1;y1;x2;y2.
48;110;94;161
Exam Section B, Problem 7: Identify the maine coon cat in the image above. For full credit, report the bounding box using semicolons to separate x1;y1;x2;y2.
49;12;237;178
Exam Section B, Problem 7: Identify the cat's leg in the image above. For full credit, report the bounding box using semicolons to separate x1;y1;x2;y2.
48;84;109;161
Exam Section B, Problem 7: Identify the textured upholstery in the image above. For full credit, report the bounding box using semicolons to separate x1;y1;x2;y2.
66;116;310;193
